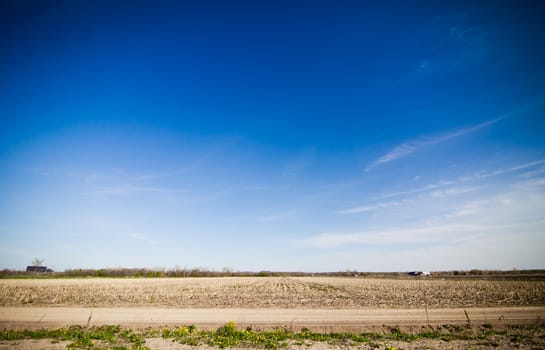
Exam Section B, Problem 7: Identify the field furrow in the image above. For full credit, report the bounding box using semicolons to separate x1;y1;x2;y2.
1;277;544;308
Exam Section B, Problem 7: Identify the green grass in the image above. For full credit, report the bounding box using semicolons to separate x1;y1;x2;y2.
1;325;147;350
1;322;544;349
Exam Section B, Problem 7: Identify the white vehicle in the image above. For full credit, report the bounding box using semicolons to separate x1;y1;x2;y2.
408;271;432;277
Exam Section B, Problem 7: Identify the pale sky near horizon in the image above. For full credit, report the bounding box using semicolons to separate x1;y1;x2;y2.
1;0;545;272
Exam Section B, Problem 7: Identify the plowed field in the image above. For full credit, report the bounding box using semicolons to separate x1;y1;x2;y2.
1;277;544;308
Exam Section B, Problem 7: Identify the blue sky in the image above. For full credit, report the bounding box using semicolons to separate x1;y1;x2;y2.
1;1;545;272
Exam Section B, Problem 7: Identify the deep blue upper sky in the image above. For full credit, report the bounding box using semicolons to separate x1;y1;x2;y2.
1;1;544;271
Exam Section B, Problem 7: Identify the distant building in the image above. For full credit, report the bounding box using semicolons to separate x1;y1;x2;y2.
26;266;52;273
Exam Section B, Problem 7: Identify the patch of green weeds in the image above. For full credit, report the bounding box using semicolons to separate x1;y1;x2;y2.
384;326;418;341
2;322;545;349
1;325;146;349
162;322;377;349
164;322;544;349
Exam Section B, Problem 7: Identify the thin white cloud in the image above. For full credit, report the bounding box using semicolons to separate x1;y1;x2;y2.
302;223;501;248
340;186;479;215
92;184;185;196
82;219;161;246
378;180;455;199
256;211;296;222
303;218;545;248
429;186;480;198
133;168;188;182
366;118;500;171
515;177;545;189
520;166;545;178
128;233;158;245
301;232;545;272
337;200;406;215
379;159;545;200
321;182;545;250
341;159;545;217
28;168;191;195
447;208;480;218
446;201;482;218
460;159;545;181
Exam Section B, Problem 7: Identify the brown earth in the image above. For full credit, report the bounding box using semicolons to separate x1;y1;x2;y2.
1;306;545;331
2;277;545;349
1;277;544;309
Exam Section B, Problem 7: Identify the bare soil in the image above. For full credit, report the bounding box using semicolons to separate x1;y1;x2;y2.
1;277;544;308
2;277;545;349
2;306;544;330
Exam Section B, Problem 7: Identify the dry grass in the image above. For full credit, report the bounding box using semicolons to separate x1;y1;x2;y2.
1;276;544;308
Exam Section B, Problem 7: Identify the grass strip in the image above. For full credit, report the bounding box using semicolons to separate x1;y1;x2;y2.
2;321;543;349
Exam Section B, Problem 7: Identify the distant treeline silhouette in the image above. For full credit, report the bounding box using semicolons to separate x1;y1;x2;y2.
0;267;358;278
1;267;544;279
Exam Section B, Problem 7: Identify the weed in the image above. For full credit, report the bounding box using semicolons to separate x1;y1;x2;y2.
1;325;145;349
1;322;544;349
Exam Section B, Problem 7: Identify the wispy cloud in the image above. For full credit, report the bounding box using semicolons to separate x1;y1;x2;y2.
82;219;160;246
49;169;189;197
520;166;545;178
337;200;406;215
460;159;545;181
447;208;480;218
515;177;545;190
256;211;296;222
92;184;185;196
340;186;479;215
365;118;500;171
128;232;158;245
379;159;545;200
429;186;480;198
342;159;545;217
366;97;545;172
305;212;545;248
319;176;545;251
378;180;455;199
301;223;505;248
133;168;188;182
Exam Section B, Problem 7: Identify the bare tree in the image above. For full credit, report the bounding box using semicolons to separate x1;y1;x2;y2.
32;258;45;268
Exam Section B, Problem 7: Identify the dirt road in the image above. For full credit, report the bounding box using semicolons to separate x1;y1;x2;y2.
1;306;544;331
